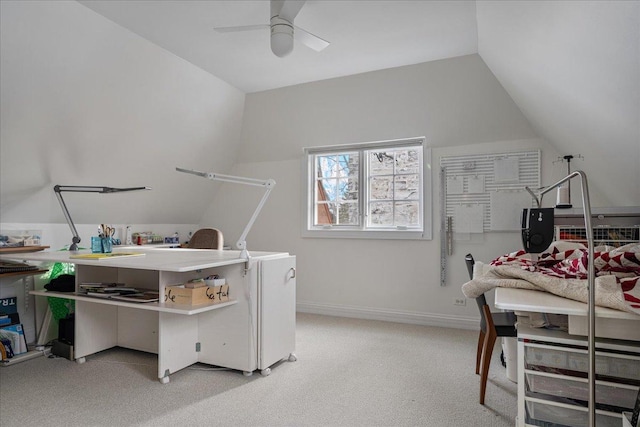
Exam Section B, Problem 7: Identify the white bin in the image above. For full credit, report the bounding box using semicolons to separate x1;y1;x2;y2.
503;337;518;383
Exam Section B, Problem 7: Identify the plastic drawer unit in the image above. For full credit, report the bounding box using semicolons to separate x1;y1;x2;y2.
517;325;640;427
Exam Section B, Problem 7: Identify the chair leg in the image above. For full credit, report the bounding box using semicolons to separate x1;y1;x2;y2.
479;329;497;405
476;330;485;375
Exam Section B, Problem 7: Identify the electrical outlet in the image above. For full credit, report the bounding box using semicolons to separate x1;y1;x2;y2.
454;298;466;306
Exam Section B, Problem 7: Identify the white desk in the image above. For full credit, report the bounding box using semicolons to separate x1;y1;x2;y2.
495;287;639;319
494;287;640;427
0;247;297;383
495;287;640;341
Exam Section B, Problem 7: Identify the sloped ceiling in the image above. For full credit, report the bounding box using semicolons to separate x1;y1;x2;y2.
79;0;640;206
477;1;640;206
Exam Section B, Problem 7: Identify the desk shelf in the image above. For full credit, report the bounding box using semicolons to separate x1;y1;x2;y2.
0;247;50;366
0;246;50;254
30;290;237;315
0;269;49;279
0;347;48;367
0;246;50;279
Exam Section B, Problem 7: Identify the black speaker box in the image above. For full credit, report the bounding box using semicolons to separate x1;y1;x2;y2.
51;339;74;360
58;315;74;345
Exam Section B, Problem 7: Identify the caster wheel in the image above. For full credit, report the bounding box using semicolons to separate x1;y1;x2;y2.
76;357;86;364
288;353;297;362
243;371;253;377
159;376;170;384
260;368;271;377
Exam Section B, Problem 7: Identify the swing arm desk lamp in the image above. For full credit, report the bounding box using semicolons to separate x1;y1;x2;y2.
54;185;151;251
525;170;596;427
175;167;275;266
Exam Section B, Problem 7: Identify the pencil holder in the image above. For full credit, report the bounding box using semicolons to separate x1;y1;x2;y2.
101;237;112;253
91;236;102;253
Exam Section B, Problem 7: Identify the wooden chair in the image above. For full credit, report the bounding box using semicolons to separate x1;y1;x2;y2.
465;253;517;404
187;228;224;250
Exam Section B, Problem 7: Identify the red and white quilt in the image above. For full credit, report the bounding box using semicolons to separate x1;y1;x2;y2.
462;242;640;315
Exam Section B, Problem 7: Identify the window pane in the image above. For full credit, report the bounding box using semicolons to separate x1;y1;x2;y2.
316;202;335;225
369;176;393;200
337;201;359;225
317;155;337;178
318;178;337;203
339;178;359;202
395;149;421;174
369;151;394;175
369;201;393;225
341;154;359;178
394;201;420;226
394;174;420;200
314;153;359;226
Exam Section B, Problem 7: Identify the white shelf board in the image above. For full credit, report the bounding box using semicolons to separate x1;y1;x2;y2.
30;290;236;315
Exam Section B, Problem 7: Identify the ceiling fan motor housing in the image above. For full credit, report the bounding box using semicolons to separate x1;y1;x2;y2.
270;16;294;57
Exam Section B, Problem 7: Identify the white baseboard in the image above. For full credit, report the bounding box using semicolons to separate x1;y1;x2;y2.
297;301;478;330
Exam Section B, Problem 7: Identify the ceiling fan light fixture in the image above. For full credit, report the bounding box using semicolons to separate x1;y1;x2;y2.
270;17;294;57
216;1;328;58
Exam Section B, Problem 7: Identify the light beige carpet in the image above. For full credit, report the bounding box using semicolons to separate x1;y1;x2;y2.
0;313;516;426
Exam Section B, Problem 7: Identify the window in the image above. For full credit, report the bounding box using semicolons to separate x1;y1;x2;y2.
303;137;432;240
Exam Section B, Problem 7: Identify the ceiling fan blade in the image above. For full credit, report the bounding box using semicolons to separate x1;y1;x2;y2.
294;25;330;52
278;0;306;22
214;24;269;33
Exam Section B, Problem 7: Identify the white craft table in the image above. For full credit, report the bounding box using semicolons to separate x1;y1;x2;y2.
495;287;640;427
0;247;296;383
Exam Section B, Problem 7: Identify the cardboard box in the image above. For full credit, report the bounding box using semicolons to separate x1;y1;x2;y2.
164;284;229;306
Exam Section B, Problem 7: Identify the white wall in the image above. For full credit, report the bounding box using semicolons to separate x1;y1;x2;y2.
203;55;569;328
0;1;246;227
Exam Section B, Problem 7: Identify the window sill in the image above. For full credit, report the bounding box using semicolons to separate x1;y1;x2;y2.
301;229;432;240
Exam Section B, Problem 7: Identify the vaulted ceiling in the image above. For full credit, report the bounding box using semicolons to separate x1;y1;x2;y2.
79;0;640;205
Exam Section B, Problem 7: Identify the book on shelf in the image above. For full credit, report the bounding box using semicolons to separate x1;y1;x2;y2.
79;282;127;289
111;292;160;303
0;323;28;356
84;287;139;298
0;260;39;274
0;297;20;327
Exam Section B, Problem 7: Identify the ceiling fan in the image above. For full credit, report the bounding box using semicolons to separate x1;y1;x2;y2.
214;0;330;58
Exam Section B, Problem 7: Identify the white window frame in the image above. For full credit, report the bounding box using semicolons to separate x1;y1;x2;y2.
302;137;432;240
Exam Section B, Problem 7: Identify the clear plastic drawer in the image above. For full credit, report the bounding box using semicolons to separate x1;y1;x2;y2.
525;400;620;427
526;373;638;410
525;345;640;381
525;345;569;370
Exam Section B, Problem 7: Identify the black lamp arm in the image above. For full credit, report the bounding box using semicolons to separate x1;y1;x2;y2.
53;185;151;251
